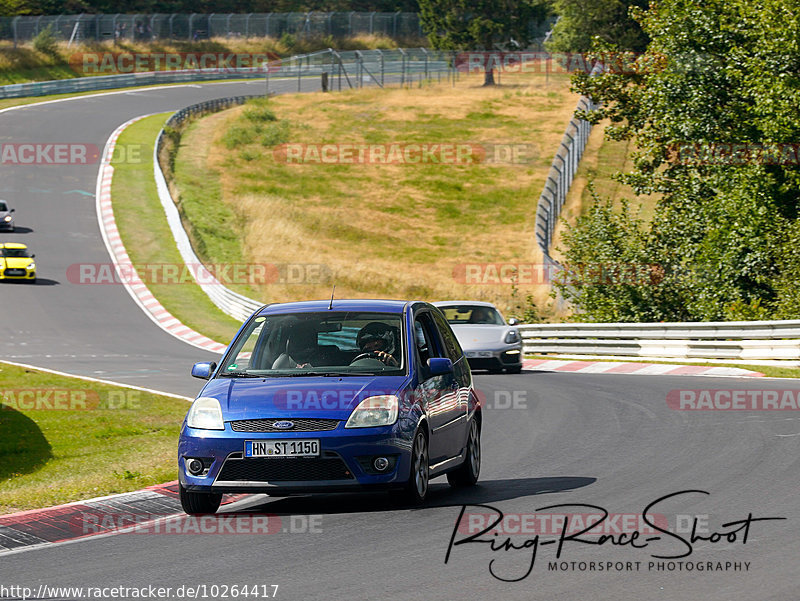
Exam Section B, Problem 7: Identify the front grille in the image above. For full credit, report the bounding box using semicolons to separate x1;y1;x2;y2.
230;418;340;432
218;455;354;481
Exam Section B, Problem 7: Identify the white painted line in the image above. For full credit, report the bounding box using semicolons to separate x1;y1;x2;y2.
0;359;192;401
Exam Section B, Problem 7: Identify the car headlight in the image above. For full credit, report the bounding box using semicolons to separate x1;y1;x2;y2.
3;216;10;222
505;330;520;344
26;262;35;270
345;395;399;428
186;397;224;430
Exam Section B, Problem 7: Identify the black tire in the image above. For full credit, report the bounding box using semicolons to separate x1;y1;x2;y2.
179;483;222;515
403;429;430;504
506;365;522;374
447;419;481;487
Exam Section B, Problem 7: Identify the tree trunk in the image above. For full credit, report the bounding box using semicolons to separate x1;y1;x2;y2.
483;68;495;86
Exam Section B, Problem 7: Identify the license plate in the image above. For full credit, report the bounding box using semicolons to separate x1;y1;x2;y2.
467;351;493;358
4;269;23;276
245;439;320;458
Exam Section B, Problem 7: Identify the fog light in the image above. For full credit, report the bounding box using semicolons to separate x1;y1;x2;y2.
373;457;390;472
186;458;204;475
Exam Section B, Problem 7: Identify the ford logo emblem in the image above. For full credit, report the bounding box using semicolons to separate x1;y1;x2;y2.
273;420;294;430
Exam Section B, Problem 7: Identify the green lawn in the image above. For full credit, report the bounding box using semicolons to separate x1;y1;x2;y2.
0;361;191;513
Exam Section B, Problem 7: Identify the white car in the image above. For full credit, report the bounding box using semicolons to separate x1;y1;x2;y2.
434;301;523;373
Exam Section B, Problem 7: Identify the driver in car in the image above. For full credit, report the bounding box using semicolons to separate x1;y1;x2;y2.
356;322;399;366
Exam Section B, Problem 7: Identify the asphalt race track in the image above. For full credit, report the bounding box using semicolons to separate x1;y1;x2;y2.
1;81;799;600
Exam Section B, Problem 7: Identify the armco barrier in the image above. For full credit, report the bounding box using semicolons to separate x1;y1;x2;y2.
154;96;264;323
0;48;452;99
520;321;800;362
534;95;596;259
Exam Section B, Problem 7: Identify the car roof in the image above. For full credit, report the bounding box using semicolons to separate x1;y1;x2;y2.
433;300;498;308
258;299;413;316
0;242;27;249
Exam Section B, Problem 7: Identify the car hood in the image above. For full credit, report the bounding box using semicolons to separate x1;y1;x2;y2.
1;257;33;269
198;375;409;421
450;324;513;349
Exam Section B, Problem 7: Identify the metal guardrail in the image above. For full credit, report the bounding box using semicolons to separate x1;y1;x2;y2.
0;68;266;99
0;47;453;99
534;95;596;260
0;12;424;44
154;95;265;322
534;63;603;260
519;321;800;361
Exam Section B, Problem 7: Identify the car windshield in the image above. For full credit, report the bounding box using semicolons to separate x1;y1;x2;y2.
0;248;31;258
440;305;504;325
0;202;7;211
219;311;405;377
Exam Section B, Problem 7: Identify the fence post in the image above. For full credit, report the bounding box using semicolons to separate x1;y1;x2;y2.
399;47;406;86
12;16;19;48
189;13;196;40
421;47;428;79
348;11;355;36
378;49;384;87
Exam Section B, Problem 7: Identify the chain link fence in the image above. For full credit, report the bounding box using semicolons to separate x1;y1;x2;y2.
0;12;424;44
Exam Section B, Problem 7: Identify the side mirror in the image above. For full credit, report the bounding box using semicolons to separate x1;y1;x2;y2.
508;318;519;326
31;254;35;258
10;209;14;213
427;357;453;376
191;361;216;380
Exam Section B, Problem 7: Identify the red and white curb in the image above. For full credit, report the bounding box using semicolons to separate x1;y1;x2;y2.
95;117;226;354
0;482;247;555
523;358;764;378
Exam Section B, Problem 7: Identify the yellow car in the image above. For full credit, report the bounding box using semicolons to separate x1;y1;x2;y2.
0;243;36;283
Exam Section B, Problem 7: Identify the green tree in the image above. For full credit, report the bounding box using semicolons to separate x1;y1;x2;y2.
418;0;550;85
560;0;800;321
548;0;649;53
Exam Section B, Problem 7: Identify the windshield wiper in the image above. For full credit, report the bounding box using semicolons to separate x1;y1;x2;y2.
219;371;262;378
277;371;377;377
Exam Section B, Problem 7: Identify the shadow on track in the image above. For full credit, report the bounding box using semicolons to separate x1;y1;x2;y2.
229;476;596;516
4;226;34;234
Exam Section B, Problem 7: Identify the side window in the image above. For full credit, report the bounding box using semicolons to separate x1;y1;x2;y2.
414;312;443;368
432;310;463;362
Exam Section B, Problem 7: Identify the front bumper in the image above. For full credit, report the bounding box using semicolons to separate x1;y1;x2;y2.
464;345;523;371
0;269;35;281
179;421;413;494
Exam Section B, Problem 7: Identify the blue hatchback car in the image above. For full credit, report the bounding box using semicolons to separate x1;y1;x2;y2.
179;299;481;514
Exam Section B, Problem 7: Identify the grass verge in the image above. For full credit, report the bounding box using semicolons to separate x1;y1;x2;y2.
172;70;580;319
527;355;800;379
111;114;244;344
0;361;190;514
